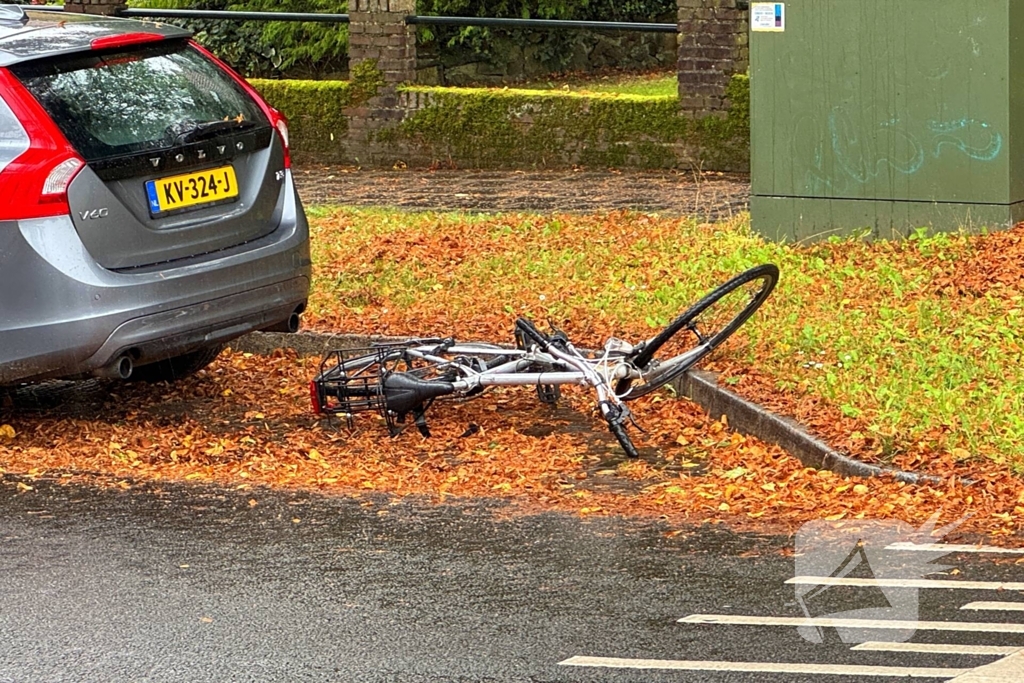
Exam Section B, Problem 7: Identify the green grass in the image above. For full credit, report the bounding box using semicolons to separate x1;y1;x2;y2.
486;73;677;98
305;207;1024;472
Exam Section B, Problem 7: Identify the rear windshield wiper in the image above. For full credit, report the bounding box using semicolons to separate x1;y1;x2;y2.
175;119;258;143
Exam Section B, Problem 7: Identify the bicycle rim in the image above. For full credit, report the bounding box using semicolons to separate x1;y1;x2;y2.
618;264;778;400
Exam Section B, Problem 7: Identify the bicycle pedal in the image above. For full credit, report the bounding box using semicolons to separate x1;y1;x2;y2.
536;384;560;405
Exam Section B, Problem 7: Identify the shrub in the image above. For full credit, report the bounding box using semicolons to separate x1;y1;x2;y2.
251;78;354;159
418;0;677;73
129;0;349;78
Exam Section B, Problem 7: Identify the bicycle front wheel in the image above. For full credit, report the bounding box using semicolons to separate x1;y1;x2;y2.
617;264;779;400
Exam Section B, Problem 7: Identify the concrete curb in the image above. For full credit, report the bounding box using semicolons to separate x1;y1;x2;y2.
232;331;943;484
231;331;405;358
673;371;943;485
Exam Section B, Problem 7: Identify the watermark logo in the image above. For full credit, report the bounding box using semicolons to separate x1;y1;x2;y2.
792;513;965;644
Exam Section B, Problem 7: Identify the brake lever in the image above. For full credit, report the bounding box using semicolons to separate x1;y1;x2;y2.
627;410;646;434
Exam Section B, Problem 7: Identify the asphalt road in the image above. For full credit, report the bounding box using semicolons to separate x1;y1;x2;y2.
0;478;1022;682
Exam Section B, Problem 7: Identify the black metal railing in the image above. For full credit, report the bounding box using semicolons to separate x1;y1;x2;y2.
32;5;691;31
120;7;351;23
406;15;676;33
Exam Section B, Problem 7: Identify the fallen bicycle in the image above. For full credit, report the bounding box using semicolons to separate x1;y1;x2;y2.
311;264;778;457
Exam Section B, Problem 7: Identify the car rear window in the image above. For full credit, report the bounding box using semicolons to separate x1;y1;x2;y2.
12;40;268;162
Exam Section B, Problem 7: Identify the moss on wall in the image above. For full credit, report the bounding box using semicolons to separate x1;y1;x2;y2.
251;74;750;170
387;74;749;170
251;79;353;160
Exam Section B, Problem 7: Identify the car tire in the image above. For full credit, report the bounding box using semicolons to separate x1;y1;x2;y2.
129;345;224;383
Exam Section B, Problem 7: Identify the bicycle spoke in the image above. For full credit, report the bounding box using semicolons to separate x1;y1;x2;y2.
687;321;707;345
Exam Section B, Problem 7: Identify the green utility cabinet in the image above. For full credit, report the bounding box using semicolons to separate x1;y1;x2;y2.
750;0;1024;241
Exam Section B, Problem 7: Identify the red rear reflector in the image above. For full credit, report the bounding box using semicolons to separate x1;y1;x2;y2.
272;112;291;169
310;380;323;415
91;33;165;51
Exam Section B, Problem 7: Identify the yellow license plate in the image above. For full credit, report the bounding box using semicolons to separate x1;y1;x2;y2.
145;166;238;215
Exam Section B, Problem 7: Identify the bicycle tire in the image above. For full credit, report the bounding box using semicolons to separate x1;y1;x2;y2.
616;264;779;400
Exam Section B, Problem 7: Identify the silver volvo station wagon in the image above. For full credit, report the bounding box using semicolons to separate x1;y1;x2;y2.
0;5;311;385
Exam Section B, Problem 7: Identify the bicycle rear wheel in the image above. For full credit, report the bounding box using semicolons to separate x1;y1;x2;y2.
617;264;778;400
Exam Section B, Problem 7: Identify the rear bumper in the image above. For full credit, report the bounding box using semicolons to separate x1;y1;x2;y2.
0;174;310;384
81;276;309;373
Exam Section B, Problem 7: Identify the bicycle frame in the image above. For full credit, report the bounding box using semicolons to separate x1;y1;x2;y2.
411;339;710;393
312;337;639;452
311;264;780;457
347;342;623;394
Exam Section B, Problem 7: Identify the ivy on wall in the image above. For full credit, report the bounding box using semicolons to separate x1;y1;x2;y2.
388;77;747;169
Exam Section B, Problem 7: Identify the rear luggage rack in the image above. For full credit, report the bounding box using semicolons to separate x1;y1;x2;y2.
311;345;409;432
311;341;459;437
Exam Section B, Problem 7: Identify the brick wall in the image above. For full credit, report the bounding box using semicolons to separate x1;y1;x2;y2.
677;0;749;116
65;0;124;15
348;0;417;85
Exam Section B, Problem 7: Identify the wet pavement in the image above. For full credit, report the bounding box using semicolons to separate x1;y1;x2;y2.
293;167;750;220
2;479;1024;682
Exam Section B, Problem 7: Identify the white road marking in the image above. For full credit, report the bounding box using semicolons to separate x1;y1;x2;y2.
678;614;1024;633
887;542;1024;555
947;651;1024;681
961;602;1024;612
788;576;1024;591
558;656;965;677
852;642;1022;656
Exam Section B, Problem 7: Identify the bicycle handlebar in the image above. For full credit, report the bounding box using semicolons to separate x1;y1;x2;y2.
608;419;640;459
515;317;551;349
598;400;640;459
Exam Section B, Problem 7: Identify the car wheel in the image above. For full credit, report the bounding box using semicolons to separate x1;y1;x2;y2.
129;346;224;383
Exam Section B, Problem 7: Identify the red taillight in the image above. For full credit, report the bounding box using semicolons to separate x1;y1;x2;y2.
273;114;291;169
90;33;165;51
0;69;84;222
309;380;323;415
188;41;291;169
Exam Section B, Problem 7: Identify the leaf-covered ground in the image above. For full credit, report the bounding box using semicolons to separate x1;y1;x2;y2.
4;206;1024;538
304;207;1024;477
0;351;1020;537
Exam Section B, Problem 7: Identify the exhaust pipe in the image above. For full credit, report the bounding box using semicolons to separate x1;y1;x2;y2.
264;310;301;334
93;354;133;380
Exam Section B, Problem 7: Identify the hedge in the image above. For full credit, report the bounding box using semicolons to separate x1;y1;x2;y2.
252;75;750;170
251;79;354;159
391;76;748;169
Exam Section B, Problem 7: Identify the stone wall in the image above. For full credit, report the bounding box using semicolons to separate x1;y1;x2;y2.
376;83;749;170
254;77;750;171
347;0;417;85
416;30;679;86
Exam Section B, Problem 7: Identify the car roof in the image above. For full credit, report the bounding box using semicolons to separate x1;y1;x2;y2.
0;7;190;67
